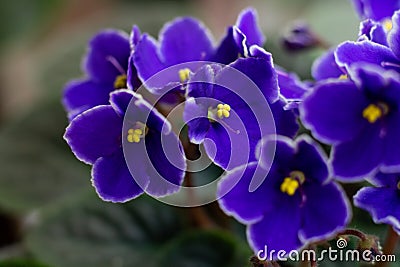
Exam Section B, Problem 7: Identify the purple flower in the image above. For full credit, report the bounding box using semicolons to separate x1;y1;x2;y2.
352;0;400;21
183;46;298;170
358;19;389;46
63;29;141;120
301;63;400;180
281;22;321;51
217;136;350;258
312;48;346;81
133;8;264;94
354;171;400;234
336;10;400;73
64;90;186;202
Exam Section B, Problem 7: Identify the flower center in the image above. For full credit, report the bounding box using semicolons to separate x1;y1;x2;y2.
114;74;127;89
383;18;393;31
280;171;305;196
179;68;191;83
127;123;148;143
338;74;348;80
362;102;389;123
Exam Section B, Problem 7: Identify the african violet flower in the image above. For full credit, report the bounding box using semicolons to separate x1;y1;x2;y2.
63;28;141;120
282;22;321;51
336;10;400;74
133;8;264;93
183;46;298;170
301;63;400;180
354;171;400;234
64;90;186;202
217;136;350;258
352;0;400;21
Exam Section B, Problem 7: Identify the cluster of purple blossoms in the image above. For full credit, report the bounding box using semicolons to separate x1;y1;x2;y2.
63;1;400;262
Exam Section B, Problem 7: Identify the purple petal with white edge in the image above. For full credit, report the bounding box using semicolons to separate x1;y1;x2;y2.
92;149;144;202
187;64;217;99
133;34;166;84
210;26;246;64
144;130;186;196
311;48;344;80
331;125;384;180
277;68;309;100
352;0;400;21
127;54;141;90
247;193;303;258
270;99;299;138
370;171;400;187
236;7;265;46
62;78;111;116
85;30;130;83
258;136;295;175
335;41;398;70
217;162;278;224
354;186;400;233
183;98;210;144
300;81;369;144
299;183;350;242
230;46;279;103
359;19;388;46
64;105;122;165
159;17;213;65
293;136;329;184
130;25;141;48
389;10;400;60
110;89;136;116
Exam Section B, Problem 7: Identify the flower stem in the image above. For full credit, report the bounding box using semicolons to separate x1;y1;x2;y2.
377;227;399;267
337;228;367;241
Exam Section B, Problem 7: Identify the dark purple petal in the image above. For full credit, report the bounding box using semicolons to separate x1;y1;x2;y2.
258;136;295;174
217;162;276;223
300;81;369;144
352;0;400;21
293;136;329;184
270;99;299;138
62;79;111;117
332;125;384;180
92;149;144;202
64;106;122;164
335;41;398;70
388;10;400;60
144;130;186;196
247;194;303;257
210;26;246;64
370;171;400;187
354;186;400;233
312;49;344;80
236;7;265;46
383;114;400;170
159;17;213;65
300;183;350;242
85;30;130;83
127;54;141;90
133;34;166;83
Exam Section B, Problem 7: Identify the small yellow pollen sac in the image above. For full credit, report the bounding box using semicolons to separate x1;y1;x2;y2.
339;74;348;80
363;104;384;123
383;19;393;31
114;74;127;89
127;127;146;143
216;103;231;119
179;68;191;83
280;178;300;196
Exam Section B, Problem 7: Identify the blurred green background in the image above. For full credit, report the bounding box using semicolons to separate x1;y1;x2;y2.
1;0;398;266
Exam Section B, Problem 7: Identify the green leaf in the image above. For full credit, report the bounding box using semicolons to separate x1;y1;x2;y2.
26;193;250;267
0;99;90;213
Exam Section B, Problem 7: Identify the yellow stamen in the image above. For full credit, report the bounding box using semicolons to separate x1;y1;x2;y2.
114;74;127;89
362;103;388;123
216;103;231;119
127;125;147;143
339;74;348;80
280;171;305;196
383;18;393;31
179;68;191;83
